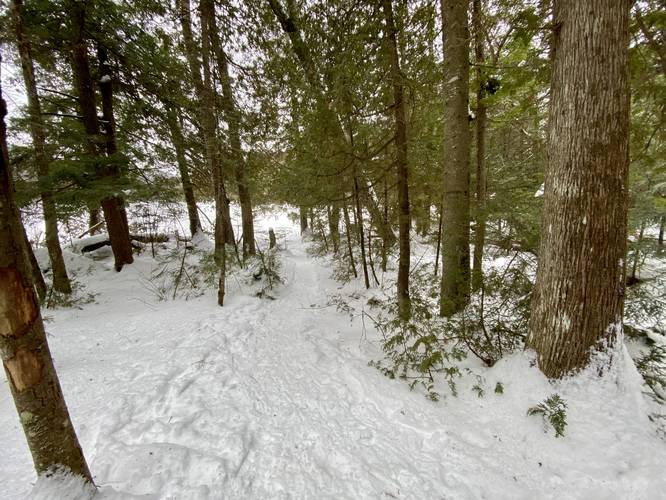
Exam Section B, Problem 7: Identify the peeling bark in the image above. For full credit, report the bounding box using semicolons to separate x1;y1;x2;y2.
0;56;92;482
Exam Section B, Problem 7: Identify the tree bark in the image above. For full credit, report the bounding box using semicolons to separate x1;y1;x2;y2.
165;105;201;237
97;45;134;271
382;0;411;319
328;204;340;253
0;58;93;483
69;2;133;272
353;175;370;289
440;0;471;317
207;9;256;258
299;205;308;234
179;0;227;304
471;0;487;292
11;0;71;294
22;220;47;301
342;202;357;278
527;0;631;378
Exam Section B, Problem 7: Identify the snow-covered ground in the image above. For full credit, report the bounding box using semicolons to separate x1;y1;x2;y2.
2;207;665;499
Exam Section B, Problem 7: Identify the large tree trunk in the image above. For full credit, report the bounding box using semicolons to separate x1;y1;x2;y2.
527;0;630;379
471;0;487;292
0;59;93;483
178;0;227;304
69;2;133;272
382;0;411;319
165;105;201;237
207;9;256;259
440;0;471;317
97;45;134;271
11;0;71;294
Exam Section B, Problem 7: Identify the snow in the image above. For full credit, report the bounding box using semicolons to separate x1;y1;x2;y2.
1;207;665;499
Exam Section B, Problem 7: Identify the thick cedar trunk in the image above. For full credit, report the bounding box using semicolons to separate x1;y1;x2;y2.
69;2;133;272
382;0;411;319
471;0;487;292
527;0;630;378
165;105;201;237
12;0;71;294
179;0;226;304
0;60;92;483
440;0;471;317
207;13;255;258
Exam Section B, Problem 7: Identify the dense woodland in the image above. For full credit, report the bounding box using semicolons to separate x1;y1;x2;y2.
0;0;664;496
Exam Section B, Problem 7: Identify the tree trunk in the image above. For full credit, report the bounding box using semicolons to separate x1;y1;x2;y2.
299;205;308;234
179;0;227;303
328;204;340;253
11;0;71;294
97;45;134;272
88;206;101;234
629;222;645;284
527;0;630;379
382;0;411;319
342;202;357;278
440;0;471;317
434;202;443;277
354;176;370;289
165;105;202;237
207;11;256;259
658;216;664;248
69;2;133;272
0;60;93;483
471;0;487;292
22;222;47;301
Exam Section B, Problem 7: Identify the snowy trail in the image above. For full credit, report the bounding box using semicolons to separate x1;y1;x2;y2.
1;211;665;499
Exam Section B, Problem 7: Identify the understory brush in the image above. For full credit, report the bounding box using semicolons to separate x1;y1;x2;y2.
361;251;534;400
141;236;284;301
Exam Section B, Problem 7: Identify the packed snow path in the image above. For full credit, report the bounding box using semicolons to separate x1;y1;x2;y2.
1;211;665;499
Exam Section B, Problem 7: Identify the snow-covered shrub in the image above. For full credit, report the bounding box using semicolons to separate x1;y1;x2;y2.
452;252;534;366
242;248;284;299
635;345;666;403
44;282;97;309
528;393;568;438
367;268;466;401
